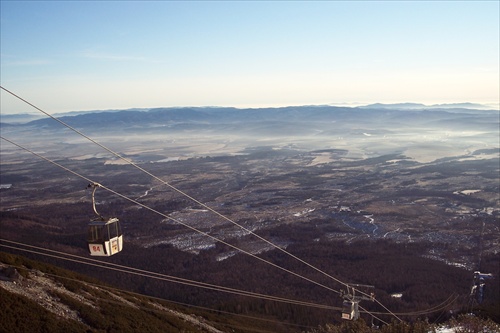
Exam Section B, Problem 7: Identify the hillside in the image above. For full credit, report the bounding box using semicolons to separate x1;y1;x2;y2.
0;253;232;333
2;252;499;333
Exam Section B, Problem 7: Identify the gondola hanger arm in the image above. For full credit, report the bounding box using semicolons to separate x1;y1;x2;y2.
87;183;104;220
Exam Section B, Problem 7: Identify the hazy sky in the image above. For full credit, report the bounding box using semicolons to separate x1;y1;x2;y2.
1;1;499;114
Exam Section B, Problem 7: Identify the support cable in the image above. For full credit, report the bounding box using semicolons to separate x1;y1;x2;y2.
0;136;340;296
1;134;406;323
1;264;320;332
1;239;453;320
0;239;338;311
0;86;403;322
0;86;353;288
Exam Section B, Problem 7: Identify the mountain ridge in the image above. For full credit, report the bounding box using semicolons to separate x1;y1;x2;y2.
1;102;496;126
1;104;496;131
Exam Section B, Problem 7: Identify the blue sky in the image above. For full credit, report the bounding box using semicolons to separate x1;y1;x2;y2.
1;1;499;114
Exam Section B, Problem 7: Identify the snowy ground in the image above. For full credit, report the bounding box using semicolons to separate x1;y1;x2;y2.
435;328;454;333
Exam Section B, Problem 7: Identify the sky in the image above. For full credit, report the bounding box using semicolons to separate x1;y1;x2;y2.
1;1;499;114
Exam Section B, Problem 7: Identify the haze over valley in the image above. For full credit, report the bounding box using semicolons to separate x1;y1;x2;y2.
2;103;499;259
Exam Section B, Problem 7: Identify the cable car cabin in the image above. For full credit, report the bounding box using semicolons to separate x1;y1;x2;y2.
87;217;123;256
342;300;359;320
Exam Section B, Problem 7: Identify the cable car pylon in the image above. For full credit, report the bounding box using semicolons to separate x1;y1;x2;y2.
87;183;123;256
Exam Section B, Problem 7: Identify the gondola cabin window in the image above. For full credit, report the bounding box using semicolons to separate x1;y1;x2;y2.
88;223;104;243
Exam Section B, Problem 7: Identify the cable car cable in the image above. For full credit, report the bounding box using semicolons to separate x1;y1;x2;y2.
4;239;452;321
0;249;329;333
0;86;402;321
0;135;412;322
0;86;361;290
0;239;338;311
0;136;343;297
1;239;454;320
0;263;320;332
0;86;404;322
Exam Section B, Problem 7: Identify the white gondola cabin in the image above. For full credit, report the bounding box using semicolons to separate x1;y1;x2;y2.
87;217;123;256
341;300;359;320
87;183;123;256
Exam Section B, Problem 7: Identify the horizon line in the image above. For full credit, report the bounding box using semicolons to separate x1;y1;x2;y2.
2;101;499;116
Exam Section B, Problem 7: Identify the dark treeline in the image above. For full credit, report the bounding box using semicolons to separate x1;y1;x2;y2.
2;209;498;330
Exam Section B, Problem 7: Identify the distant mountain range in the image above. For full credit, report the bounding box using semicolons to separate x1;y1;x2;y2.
0;102;497;126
